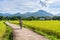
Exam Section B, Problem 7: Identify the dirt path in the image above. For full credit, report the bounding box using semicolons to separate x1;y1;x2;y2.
5;22;49;40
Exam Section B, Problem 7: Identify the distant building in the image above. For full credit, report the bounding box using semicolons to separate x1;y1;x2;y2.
40;18;45;20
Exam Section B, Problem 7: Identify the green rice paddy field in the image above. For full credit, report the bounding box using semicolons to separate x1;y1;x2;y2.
9;20;60;40
0;21;12;40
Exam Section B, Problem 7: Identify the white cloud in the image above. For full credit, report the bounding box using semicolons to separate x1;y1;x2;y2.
0;0;42;14
0;0;60;14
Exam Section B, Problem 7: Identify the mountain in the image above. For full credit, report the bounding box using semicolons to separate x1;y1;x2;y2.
3;13;13;16
0;10;53;17
13;13;22;16
22;12;34;17
33;10;53;17
0;13;22;16
23;10;53;17
0;13;4;16
0;13;12;16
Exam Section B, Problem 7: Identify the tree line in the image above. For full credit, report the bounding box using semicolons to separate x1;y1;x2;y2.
0;16;60;20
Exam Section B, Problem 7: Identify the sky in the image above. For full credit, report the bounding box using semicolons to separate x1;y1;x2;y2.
0;0;60;14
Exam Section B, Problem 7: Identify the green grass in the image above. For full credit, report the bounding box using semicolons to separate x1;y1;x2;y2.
0;21;13;40
9;20;60;40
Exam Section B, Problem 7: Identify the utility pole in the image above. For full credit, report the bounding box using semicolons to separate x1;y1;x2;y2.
19;17;22;29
